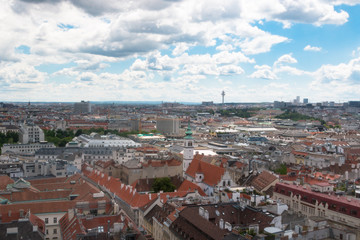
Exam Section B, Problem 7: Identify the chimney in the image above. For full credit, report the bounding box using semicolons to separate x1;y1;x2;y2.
19;209;24;218
68;209;74;221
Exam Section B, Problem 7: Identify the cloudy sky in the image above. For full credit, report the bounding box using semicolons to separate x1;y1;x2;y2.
1;0;360;103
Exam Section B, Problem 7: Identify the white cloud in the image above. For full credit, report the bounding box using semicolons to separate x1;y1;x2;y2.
0;0;359;101
274;53;298;66
238;33;288;55
304;45;322;52
249;65;278;80
172;43;190;56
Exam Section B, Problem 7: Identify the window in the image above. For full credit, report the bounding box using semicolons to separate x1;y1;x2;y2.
45;218;49;224
53;217;57;224
46;229;49;235
53;229;57;234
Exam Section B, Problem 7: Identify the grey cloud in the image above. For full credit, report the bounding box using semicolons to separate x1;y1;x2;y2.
69;0;121;16
80;76;93;82
75;62;109;71
166;33;206;45
139;0;182;11
80;40;161;58
126;21;179;35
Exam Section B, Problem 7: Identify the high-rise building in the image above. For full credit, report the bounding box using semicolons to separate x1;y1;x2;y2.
202;101;213;106
349;101;360;108
303;98;309;104
74;101;91;114
156;117;180;135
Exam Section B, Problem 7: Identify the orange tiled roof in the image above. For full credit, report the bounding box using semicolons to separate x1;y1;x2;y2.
0;175;14;190
178;179;206;196
83;164;196;208
251;171;278;192
0;201;76;223
185;154;225;187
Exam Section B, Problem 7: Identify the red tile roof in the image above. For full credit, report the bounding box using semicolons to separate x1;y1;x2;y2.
29;213;46;235
0;175;14;190
185;154;225;187
0;189;72;203
0;201;76;223
251;171;278;192
178;179;206;196
275;182;360;218
83;164;197;208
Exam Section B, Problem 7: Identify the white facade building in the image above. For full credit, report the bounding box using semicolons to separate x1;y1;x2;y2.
1;142;55;155
19;124;45;144
75;133;141;148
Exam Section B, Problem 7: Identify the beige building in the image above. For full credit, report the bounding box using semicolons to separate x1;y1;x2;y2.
119;158;182;185
273;182;360;240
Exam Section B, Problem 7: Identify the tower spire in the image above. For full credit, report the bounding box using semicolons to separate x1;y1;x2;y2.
221;91;225;105
185;120;193;139
183;119;194;177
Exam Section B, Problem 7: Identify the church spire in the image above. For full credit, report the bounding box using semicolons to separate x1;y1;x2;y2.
183;119;194;176
185;120;193;139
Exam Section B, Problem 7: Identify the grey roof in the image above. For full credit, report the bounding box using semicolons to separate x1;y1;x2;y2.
0;219;44;240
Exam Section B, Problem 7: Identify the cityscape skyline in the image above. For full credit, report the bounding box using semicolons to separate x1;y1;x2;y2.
1;1;360;102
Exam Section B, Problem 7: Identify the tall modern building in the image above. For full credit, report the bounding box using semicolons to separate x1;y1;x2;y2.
156;117;180;135
349;101;360;108
74;101;91;114
303;98;309;104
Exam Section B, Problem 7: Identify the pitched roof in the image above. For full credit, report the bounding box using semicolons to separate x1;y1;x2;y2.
185;154;225;187
251;171;278;192
178;179;206;196
83;164;197;209
0;201;76;223
0;175;14;190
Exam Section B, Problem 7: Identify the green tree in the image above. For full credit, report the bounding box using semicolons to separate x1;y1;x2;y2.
75;129;83;136
274;164;287;175
152;177;176;193
0;131;19;154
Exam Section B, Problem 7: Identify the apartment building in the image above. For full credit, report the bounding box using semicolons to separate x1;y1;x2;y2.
273;182;360;239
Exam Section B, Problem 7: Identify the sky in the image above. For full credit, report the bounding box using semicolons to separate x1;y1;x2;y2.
1;0;360;103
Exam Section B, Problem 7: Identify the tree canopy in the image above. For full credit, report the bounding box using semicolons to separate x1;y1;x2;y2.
151;177;176;193
0;132;19;154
